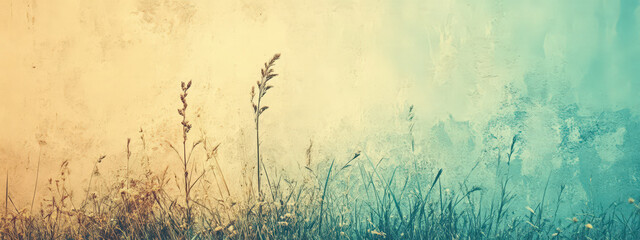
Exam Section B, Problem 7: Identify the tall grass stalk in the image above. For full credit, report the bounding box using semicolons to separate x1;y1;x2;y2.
30;142;45;213
81;155;105;209
318;159;334;234
169;80;205;223
126;138;131;189
251;53;280;199
4;172;7;215
204;139;228;198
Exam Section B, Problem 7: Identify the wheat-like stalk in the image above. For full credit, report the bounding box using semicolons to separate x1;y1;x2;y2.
250;53;281;199
169;80;205;223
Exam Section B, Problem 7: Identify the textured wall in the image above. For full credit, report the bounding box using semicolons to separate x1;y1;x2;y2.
1;0;639;211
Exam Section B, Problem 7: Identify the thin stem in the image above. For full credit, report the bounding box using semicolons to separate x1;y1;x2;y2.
4;172;7;215
318;159;335;234
252;53;280;239
256;94;261;198
183;118;190;222
255;76;264;239
178;80;193;223
82;162;98;209
31;150;42;213
126;139;131;190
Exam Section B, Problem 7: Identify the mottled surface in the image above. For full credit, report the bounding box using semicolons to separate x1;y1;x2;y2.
1;0;639;212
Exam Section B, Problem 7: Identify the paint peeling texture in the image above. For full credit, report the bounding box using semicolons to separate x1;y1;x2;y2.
382;0;640;210
0;0;639;226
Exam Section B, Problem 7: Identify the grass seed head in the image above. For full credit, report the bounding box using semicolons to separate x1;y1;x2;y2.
526;206;535;214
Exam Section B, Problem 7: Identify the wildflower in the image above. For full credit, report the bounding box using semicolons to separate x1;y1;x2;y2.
629;197;635;204
572;217;578;223
585;223;593;229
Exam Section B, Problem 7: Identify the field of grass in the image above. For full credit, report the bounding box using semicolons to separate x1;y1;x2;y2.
1;54;639;239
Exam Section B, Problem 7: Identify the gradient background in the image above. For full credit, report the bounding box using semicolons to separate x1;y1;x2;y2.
1;0;639;213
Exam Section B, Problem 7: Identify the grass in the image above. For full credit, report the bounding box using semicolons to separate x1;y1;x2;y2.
251;53;281;200
167;79;202;223
1;54;639;239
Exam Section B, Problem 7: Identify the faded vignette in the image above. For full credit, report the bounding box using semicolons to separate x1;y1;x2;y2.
1;0;639;239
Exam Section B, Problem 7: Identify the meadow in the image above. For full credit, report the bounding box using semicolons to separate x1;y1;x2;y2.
1;54;639;240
